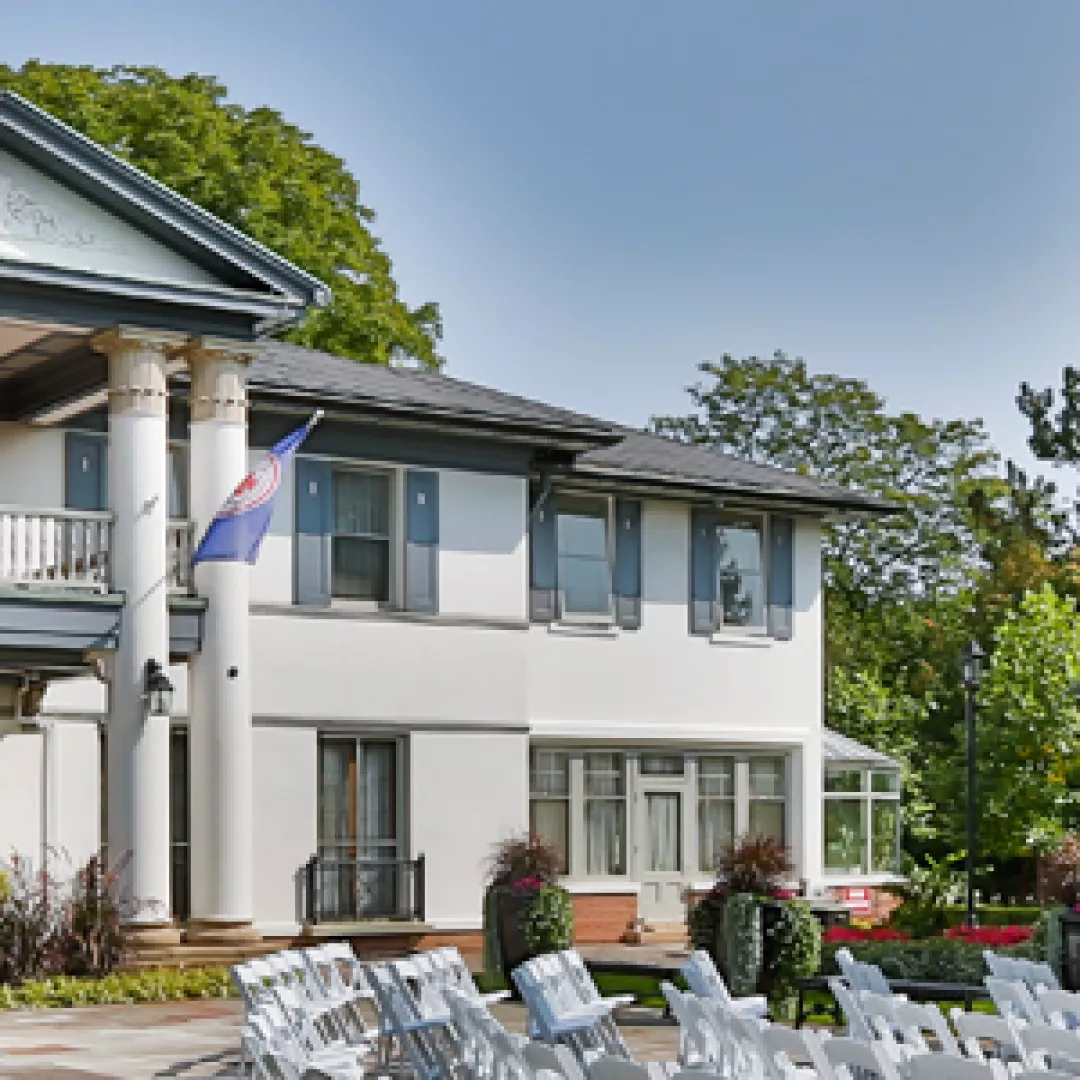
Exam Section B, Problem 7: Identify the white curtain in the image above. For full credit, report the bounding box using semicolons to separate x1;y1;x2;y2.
358;742;396;857
586;800;625;875
646;793;681;873
698;799;734;871
530;801;569;871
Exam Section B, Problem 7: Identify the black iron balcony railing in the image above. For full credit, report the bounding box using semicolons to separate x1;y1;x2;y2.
304;852;425;925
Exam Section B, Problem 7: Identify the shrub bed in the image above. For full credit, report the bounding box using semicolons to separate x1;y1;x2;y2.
0;966;235;1009
819;936;1032;985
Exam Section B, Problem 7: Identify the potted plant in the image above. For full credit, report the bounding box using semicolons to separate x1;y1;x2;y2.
484;834;572;986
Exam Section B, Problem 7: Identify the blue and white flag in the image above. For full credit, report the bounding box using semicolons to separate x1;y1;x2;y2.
191;410;323;566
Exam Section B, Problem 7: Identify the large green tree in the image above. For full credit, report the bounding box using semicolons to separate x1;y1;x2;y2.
0;61;442;367
654;351;1077;867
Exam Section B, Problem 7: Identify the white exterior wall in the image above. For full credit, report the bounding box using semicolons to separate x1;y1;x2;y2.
0;423;64;506
0;730;43;861
409;730;528;929
438;472;528;620
50;721;102;871
528;503;823;740
252;725;318;936
251;614;528;727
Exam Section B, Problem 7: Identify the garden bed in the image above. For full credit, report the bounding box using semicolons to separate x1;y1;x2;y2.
0;967;235;1010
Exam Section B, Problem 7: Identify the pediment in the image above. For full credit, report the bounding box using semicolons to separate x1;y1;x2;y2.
0;148;221;288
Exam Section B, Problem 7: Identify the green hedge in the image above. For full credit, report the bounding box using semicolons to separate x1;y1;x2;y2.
820;937;1034;986
941;906;1043;927
0;966;235;1009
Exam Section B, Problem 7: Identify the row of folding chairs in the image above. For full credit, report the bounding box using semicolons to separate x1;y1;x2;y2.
232;942;374;1078
232;942;494;1078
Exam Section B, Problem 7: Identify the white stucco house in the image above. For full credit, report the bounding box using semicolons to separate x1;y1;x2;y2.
0;91;901;955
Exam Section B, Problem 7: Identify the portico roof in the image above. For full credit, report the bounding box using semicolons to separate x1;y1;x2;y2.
822;729;901;769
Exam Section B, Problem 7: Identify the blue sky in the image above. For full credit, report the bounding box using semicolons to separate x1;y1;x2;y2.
4;2;1080;474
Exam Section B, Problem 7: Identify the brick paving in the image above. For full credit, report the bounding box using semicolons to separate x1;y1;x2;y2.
0;998;681;1079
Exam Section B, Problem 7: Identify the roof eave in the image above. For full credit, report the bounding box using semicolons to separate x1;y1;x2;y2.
569;463;900;515
0;91;331;313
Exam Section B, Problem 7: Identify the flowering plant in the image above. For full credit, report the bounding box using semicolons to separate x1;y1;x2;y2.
511;876;545;896
943;924;1033;947
823;926;910;943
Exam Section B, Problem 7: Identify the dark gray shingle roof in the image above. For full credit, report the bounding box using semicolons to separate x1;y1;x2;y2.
576;429;894;512
247;342;615;439
243;343;893;512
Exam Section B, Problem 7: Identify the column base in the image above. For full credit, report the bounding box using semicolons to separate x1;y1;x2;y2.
184;919;263;946
124;922;184;950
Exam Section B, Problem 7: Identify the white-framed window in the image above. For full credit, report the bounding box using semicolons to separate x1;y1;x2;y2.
556;494;613;619
330;467;395;604
584;752;627;875
529;747;791;881
698;756;735;871
748;756;786;844
529;750;570;873
823;765;902;875
716;512;766;630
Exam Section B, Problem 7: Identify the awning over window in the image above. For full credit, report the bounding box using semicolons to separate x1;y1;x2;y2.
822;729;901;770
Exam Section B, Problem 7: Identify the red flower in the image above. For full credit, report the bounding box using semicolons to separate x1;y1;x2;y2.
943;924;1032;947
823;926;910;943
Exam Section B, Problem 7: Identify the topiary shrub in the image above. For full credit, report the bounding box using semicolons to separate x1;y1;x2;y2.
765;900;821;1020
522;885;575;954
724;892;762;997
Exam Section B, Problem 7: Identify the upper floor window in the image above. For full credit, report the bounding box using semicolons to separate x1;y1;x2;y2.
691;508;794;639
529;488;642;629
296;458;438;613
331;468;393;603
823;766;901;876
716;513;765;629
557;496;612;618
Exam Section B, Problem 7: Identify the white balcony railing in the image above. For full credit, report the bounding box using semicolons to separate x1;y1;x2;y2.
0;507;112;591
0;508;196;594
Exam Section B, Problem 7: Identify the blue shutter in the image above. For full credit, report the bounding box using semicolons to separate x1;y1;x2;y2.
65;433;107;511
768;515;794;640
689;506;717;634
295;457;332;607
613;499;642;629
529;481;557;622
405;470;439;613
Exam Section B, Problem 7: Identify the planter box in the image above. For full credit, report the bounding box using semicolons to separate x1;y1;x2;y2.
1057;910;1080;991
495;887;536;993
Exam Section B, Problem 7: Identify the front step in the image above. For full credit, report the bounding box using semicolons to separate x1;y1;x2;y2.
639;921;689;946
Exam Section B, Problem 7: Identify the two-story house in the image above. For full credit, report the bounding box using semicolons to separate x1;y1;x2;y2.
0;91;900;954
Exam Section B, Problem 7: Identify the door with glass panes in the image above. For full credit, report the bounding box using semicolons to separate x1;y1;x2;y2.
635;754;690;922
317;740;400;919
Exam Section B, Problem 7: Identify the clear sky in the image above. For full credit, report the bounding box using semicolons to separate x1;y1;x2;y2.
4;2;1080;474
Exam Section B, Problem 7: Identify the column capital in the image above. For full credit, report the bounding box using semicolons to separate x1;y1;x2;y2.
177;338;259;424
93;327;184;417
91;326;190;360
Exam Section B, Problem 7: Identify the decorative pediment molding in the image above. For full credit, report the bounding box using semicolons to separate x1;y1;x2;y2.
0;171;97;251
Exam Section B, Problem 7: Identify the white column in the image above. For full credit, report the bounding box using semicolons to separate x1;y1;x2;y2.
183;339;260;942
96;327;184;942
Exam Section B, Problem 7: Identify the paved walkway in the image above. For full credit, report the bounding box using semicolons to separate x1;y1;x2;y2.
0;998;680;1079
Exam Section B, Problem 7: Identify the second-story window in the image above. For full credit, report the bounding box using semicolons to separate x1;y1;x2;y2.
331;468;393;603
716;513;765;629
557;495;611;617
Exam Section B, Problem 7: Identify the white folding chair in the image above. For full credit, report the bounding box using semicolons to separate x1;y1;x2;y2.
661;982;726;1069
949;1009;1026;1066
1018;1024;1080;1076
760;1022;836;1080
986;977;1045;1026
681;949;770;1020
1040;989;1080;1031
821;1037;904;1080
828;978;875;1043
906;1055;1007;1080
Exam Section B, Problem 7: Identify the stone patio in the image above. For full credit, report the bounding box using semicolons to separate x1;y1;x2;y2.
0;998;680;1079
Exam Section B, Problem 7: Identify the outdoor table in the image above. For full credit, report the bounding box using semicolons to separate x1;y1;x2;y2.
794;975;991;1028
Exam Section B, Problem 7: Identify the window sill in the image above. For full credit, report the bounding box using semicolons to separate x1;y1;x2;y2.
559;879;641;895
547;620;620;639
709;630;772;648
252;602;529;632
822;871;906;886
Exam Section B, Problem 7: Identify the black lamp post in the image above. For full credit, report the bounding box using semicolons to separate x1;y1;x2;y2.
961;639;985;929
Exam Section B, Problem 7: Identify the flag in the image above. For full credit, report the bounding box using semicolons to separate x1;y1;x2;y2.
191;410;323;565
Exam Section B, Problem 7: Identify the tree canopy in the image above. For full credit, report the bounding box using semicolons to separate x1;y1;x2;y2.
0;61;442;367
655;351;1080;879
